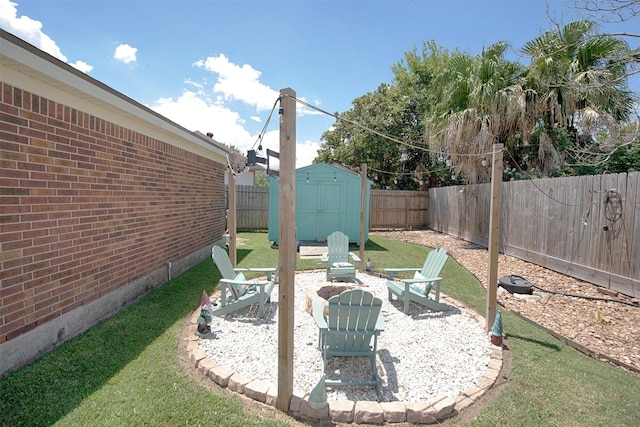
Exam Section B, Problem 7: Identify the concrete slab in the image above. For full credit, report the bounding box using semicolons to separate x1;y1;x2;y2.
299;244;327;258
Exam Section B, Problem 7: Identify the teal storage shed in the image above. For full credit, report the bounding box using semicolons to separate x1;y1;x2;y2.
268;163;371;244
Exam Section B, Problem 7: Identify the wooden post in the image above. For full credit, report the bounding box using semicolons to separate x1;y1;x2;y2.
359;163;367;272
486;143;503;331
227;169;237;266
276;88;296;412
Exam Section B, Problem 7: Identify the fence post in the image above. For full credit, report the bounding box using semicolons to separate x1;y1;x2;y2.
486;143;503;332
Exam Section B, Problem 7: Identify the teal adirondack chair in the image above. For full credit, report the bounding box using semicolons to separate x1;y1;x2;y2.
384;247;449;314
321;231;361;282
312;289;385;400
211;245;276;318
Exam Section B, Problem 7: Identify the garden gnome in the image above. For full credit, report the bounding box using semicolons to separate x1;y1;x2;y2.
308;374;327;409
366;258;373;272
491;310;503;346
196;290;214;336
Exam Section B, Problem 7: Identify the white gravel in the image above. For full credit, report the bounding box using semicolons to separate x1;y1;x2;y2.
198;271;491;402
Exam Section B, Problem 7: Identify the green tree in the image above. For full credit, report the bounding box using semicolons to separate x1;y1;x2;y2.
316;42;463;189
391;41;457;187
427;21;636;182
602;137;640;172
254;171;269;186
316;84;420;189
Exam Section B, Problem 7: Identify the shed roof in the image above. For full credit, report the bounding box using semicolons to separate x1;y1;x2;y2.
296;162;373;184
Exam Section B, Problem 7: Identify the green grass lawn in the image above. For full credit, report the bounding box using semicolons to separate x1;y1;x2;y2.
1;231;639;426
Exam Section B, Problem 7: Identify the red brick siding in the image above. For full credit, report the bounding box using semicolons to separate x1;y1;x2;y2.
0;82;226;344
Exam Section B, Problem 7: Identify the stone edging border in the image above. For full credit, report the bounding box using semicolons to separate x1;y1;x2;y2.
179;290;505;425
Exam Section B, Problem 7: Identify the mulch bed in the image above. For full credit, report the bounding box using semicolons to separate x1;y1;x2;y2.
372;230;640;373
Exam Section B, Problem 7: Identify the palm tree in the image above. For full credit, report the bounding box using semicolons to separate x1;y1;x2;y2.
520;19;635;175
426;41;525;183
427;20;636;182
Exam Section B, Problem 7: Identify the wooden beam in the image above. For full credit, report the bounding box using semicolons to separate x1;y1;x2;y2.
486;143;503;331
276;88;296;412
359;163;367;272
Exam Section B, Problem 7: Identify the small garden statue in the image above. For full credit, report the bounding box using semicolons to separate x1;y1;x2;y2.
491;310;503;346
196;290;214;337
308;374;327;409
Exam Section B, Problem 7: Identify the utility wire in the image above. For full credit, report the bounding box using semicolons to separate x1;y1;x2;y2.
367;164;452;177
503;149;590;208
284;94;503;158
250;96;281;152
531;283;639;307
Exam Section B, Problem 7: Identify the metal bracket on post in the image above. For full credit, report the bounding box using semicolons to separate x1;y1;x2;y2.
246;148;280;176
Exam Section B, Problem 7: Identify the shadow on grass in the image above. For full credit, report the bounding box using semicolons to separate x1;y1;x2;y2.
237;247;252;264
363;239;389;252
0;259;220;427
506;333;562;351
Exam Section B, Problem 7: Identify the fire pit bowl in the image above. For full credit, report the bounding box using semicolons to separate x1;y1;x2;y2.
305;284;355;316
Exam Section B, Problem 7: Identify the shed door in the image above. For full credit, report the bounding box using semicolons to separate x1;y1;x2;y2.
318;181;344;238
297;181;344;241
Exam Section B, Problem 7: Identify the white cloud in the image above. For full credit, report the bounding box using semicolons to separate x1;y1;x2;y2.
150;90;256;149
296;139;321;168
114;43;137;64
0;0;66;61
194;54;279;111
184;79;204;90
0;0;94;73
69;60;93;73
152;55;319;167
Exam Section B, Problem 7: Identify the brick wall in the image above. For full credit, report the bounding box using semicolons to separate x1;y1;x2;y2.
0;82;226;346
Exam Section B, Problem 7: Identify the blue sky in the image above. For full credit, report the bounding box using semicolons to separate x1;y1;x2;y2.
2;0;638;167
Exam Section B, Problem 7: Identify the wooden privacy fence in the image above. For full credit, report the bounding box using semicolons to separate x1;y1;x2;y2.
229;172;639;297
233;185;270;230
428;172;639;297
229;186;430;231
369;189;429;229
